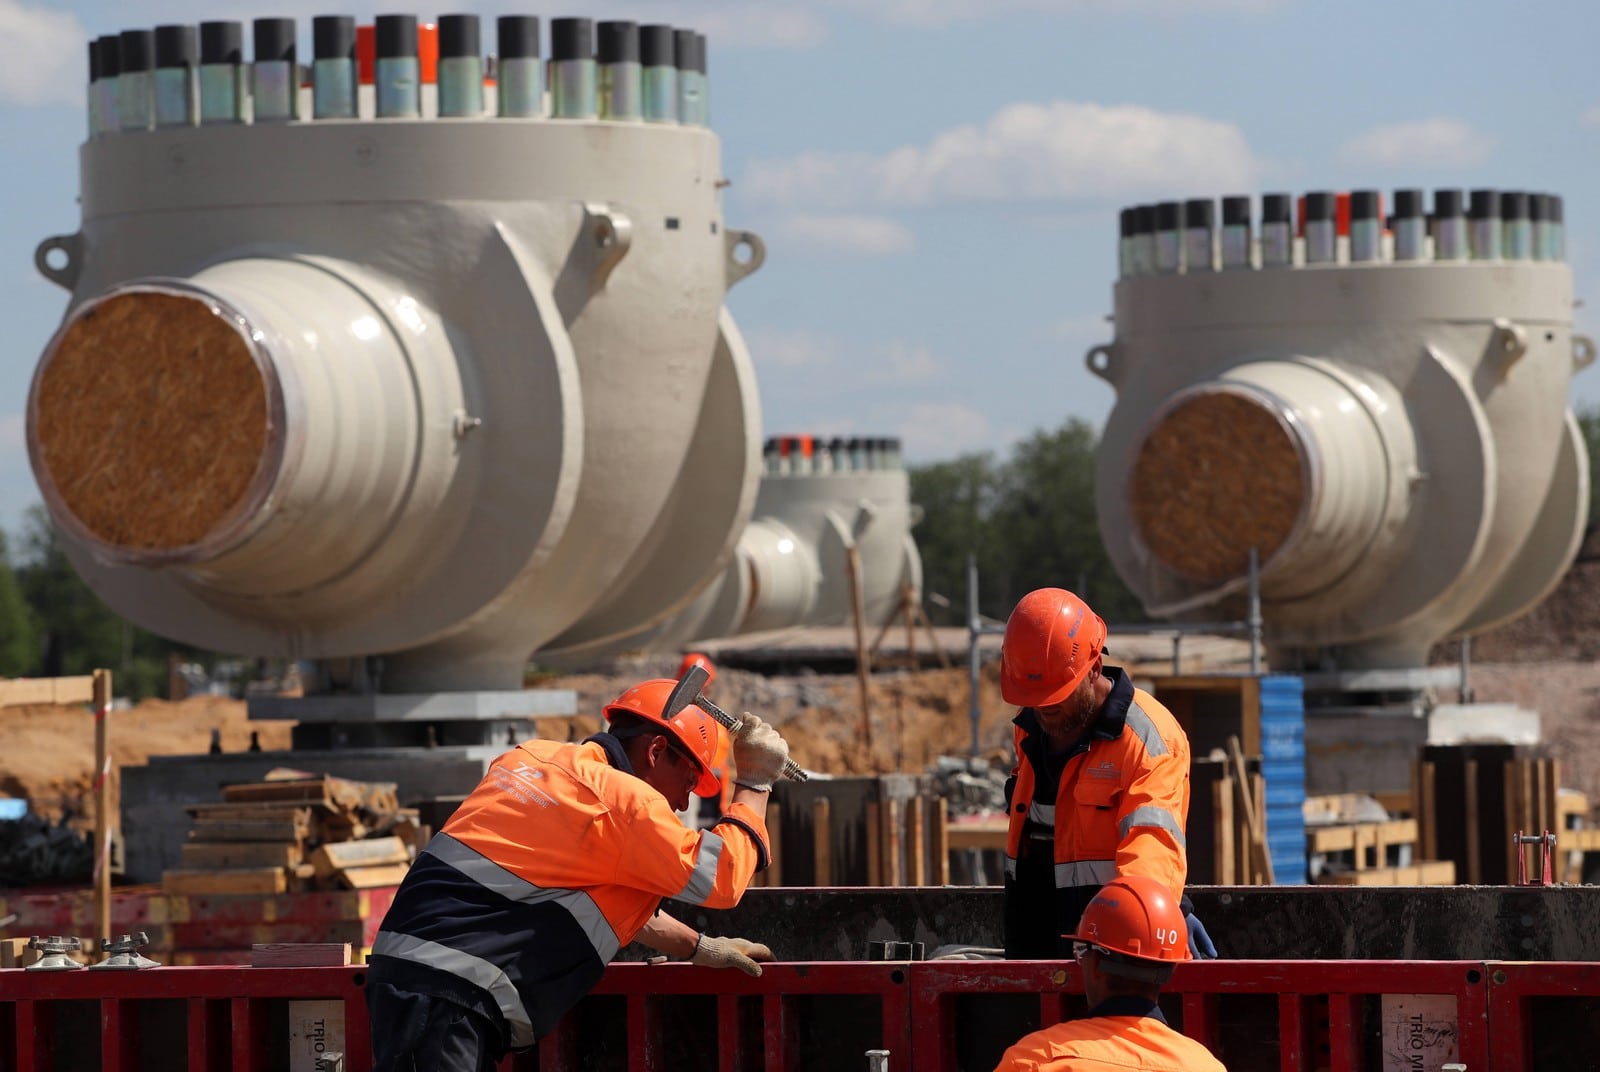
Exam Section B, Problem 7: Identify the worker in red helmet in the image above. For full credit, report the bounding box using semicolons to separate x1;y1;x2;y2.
366;678;793;1071
999;589;1213;961
992;876;1227;1070
678;651;717;694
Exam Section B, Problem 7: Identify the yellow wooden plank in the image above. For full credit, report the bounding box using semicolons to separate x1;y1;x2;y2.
944;818;1008;852
0;676;96;707
162;868;288;895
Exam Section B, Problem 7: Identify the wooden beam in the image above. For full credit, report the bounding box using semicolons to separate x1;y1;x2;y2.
93;669;112;942
931;797;950;886
812;797;832;887
1464;760;1481;885
1212;776;1235;885
865;801;882;886
882;797;903;886
0;675;96;707
162;868;288;895
250;943;351;967
907;797;927;888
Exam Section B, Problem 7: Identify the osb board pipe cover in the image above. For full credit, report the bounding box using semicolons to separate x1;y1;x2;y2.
29;287;274;556
1130;390;1305;583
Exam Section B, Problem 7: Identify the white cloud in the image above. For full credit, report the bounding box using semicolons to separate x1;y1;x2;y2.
878;400;991;457
0;0;84;107
1584;105;1600;129
745;327;836;369
833;0;1280;27
0;414;22;452
742;100;1260;210
883;341;939;382
777;214;916;256
1337;119;1494;170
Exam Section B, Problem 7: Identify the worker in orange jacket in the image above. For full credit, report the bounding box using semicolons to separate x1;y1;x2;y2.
366;678;792;1071
999;588;1214;960
992;875;1227;1071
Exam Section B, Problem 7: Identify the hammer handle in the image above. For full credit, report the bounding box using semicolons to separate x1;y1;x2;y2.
698;694;809;782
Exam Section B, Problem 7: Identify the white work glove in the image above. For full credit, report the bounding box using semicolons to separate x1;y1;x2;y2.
689;934;773;977
731;712;790;792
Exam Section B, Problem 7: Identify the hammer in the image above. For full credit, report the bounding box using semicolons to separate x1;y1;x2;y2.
662;662;809;782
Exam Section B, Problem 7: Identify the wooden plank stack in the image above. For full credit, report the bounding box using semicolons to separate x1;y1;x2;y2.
162;773;422;897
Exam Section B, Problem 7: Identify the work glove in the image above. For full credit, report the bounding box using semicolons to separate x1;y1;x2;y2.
689;933;774;977
1186;909;1217;959
731;712;790;792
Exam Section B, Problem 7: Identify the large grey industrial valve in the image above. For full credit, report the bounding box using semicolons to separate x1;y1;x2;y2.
26;13;767;692
1092;189;1593;672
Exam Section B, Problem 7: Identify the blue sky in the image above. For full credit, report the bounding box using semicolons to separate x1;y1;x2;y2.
1;0;1597;541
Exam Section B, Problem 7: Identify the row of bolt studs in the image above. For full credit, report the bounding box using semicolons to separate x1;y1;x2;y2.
1117;189;1568;276
764;436;905;476
86;15;709;135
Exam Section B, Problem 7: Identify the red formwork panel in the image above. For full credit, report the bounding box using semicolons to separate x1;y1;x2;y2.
910;960;1494;1072
523;962;916;1072
1485;961;1600;1072
0;965;371;1072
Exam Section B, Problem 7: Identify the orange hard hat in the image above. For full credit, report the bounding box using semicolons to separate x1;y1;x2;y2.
678;652;716;691
1067;875;1190;964
604;679;725;798
999;588;1107;708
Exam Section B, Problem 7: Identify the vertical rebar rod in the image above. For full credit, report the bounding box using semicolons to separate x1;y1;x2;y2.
1248;547;1262;675
967;554;981;758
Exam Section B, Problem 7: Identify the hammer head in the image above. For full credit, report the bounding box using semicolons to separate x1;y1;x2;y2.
662;661;711;722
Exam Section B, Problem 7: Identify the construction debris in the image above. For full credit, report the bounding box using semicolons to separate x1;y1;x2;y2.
0;811;94;886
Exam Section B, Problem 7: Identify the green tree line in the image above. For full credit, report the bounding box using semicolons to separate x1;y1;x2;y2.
0;506;200;698
912;407;1600;628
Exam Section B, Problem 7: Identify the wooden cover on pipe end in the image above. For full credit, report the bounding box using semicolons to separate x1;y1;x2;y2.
1129;391;1305;583
31;290;270;553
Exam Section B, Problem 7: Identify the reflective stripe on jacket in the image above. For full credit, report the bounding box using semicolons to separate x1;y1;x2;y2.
373;736;769;1045
1004;674;1190;900
992;997;1228;1071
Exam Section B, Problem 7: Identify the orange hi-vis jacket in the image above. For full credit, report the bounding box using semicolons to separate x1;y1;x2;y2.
372;735;769;1047
1004;668;1189;956
992;997;1228;1071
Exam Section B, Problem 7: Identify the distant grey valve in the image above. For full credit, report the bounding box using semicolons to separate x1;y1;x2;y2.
551;17;597;119
1469;188;1501;259
1184;198;1214;272
153;24;196;128
312;16;357;120
1392;189;1425;261
598;21;642;121
1220;196;1251;269
496;15;542;117
1302;191;1336;263
1154;201;1183;273
1434;189;1467;260
375;14;420;119
640;24;677;123
198;21;244;125
1260;193;1292;267
251;17;296;121
437;14;484;118
118;28;154;131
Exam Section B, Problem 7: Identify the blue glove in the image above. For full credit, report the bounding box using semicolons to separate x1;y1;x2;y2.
1186;909;1217;959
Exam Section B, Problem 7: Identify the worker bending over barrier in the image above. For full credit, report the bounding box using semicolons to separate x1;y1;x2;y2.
366;677;791;1071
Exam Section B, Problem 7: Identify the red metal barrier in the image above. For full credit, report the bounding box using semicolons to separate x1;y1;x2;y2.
0;964;370;1071
4;960;1599;1071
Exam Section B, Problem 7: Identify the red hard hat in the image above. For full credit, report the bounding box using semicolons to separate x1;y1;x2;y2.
678;652;716;692
1067;875;1190;963
999;588;1107;708
604;679;725;798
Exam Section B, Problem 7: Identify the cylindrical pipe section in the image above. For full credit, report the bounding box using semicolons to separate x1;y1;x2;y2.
1433;189;1467;260
87;39;103;137
496;15;542;117
675;29;706;127
1550;195;1565;260
551;17;597;119
1530;193;1552;261
312;16;357;120
375;15;420;118
736;519;820;633
1469;188;1500;260
118;29;155;131
1132;205;1156;276
1500;190;1531;261
1260;193;1292;267
437;14;484;118
94;35;121;136
1392;189;1425;261
640;23;677;123
199;21;245;124
154;24;197;127
29;261;422;592
1348;189;1382;262
1303;191;1336;264
1118;208;1136;277
1220;195;1251;269
1183;198;1214;272
1128;363;1399;598
1154;201;1183;273
597;20;641;120
251;18;297;121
